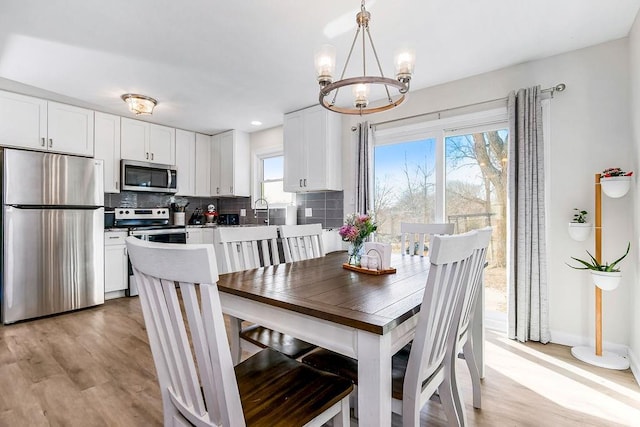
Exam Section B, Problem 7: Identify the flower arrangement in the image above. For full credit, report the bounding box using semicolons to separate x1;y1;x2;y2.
601;167;633;178
339;213;377;265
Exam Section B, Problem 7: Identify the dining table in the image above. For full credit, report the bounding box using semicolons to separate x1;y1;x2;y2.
216;250;484;426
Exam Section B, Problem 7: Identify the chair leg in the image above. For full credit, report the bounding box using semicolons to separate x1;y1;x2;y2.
228;316;242;365
331;397;350;427
463;339;482;409
439;375;463;427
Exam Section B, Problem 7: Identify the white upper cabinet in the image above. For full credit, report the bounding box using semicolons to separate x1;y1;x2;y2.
175;129;196;196
121;118;175;165
211;130;249;197
0;91;94;157
283;104;341;192
94;112;121;193
195;133;212;197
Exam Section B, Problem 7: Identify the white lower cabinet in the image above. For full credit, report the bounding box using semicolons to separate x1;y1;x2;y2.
186;227;214;245
104;230;129;296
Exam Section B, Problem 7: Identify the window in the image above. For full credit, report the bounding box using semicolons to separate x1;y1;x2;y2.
372;108;508;318
258;155;295;205
374;138;436;250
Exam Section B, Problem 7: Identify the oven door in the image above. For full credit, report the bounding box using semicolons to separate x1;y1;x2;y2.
127;229;187;296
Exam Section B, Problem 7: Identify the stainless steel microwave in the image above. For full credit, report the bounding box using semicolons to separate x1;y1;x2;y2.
121;160;177;193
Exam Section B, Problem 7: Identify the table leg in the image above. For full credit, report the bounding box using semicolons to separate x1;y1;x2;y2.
228;315;242;365
357;330;392;426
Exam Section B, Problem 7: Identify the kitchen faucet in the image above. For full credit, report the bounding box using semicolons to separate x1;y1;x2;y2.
253;198;270;225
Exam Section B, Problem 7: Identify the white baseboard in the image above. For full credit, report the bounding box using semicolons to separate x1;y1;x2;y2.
549;329;629;357
629;348;640;387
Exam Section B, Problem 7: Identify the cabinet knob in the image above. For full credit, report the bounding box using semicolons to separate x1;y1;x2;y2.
115;180;119;189
41;137;46;147
146;152;149;160
48;138;53;148
151;153;154;161
299;179;303;187
303;178;307;187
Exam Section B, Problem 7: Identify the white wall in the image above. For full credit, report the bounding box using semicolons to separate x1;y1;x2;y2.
628;13;640;379
339;39;635;350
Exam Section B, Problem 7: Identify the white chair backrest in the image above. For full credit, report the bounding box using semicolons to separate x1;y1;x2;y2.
400;222;454;256
403;231;477;407
458;227;492;338
217;226;280;273
125;237;244;427
278;223;325;262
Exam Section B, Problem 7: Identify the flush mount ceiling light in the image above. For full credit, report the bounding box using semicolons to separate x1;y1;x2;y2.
121;93;157;115
315;0;415;115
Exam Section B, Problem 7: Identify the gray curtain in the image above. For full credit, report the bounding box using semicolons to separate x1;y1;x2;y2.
355;121;372;214
507;86;550;343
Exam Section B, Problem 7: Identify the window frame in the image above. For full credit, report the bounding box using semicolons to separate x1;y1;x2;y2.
372;107;508;222
253;150;295;208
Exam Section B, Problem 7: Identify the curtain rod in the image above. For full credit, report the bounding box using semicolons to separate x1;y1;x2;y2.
369;83;566;128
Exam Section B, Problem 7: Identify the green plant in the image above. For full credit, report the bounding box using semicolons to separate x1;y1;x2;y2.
572;208;588;223
567;242;630;272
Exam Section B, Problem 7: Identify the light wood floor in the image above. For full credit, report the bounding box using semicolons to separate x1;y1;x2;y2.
0;297;638;426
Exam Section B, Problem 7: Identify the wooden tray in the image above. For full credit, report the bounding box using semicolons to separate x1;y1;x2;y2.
342;263;397;275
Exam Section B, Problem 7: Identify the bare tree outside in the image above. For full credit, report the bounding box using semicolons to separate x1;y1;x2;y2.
373;129;508;313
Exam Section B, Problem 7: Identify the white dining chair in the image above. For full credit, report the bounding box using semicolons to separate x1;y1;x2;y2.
400;222;454;256
217;226;316;361
302;230;478;426
125;237;352;427
278;223;325;262
451;226;492;422
217;225;281;273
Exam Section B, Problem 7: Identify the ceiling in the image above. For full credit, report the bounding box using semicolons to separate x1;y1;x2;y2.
1;0;639;135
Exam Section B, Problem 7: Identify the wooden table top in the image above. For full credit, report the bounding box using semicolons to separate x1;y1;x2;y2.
216;251;430;335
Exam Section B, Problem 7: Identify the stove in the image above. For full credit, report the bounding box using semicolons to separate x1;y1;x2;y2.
113;207;187;296
114;207;171;228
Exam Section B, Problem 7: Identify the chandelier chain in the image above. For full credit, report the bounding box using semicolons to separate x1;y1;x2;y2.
331;25;362;107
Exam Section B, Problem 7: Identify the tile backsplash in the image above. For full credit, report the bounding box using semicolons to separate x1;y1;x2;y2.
105;190;344;228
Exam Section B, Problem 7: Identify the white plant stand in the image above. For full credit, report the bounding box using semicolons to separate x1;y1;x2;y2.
571;173;630;370
571;346;629;370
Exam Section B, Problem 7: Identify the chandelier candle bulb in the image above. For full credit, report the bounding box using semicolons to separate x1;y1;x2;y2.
314;44;336;86
352;83;370;108
395;49;416;82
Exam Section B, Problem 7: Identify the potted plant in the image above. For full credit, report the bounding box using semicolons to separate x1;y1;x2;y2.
600;168;633;198
567;242;630;291
339;213;377;266
568;208;591;241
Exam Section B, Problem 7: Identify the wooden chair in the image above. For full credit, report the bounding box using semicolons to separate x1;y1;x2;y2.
302;231;478;426
400;222;454;256
278;223;325;262
216;226;316;361
451;227;492;422
125;237;353;427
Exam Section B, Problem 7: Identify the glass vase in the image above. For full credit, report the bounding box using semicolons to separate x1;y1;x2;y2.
348;241;365;266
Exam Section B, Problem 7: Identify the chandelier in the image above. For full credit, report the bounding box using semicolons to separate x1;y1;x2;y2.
121;93;157;115
315;0;415;115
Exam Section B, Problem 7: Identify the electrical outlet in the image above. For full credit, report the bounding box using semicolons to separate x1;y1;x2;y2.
240;209;246;217
305;208;312;217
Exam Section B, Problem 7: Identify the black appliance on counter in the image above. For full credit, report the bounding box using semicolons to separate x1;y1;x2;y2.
189;208;205;225
217;213;239;225
112;208;187;296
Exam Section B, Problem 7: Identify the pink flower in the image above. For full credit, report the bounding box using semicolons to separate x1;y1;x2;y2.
338;224;358;241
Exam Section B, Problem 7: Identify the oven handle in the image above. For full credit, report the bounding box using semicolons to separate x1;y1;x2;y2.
129;228;187;237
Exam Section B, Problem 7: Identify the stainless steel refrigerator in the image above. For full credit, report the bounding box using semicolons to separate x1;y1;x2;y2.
1;148;104;324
